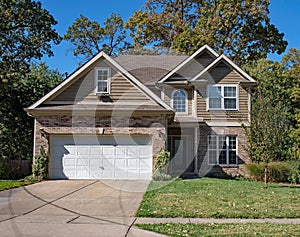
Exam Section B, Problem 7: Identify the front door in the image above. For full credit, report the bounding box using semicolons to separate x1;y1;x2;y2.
168;136;194;174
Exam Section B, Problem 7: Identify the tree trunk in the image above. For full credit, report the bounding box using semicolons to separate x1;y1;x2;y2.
264;162;268;189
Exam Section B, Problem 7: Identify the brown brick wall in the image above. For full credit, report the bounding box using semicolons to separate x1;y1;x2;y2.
197;125;249;177
34;116;166;170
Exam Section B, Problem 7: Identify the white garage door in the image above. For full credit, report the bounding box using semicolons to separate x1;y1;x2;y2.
49;135;152;180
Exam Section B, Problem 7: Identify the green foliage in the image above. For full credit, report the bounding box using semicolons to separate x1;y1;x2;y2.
152;170;172;181
246;162;299;183
0;0;61;84
154;148;170;171
153;148;171;181
243;59;292;163
64;13;129;59
32;147;48;180
136;223;300;237
287;160;300;184
0;162;12;180
0;63;62;162
126;0;287;63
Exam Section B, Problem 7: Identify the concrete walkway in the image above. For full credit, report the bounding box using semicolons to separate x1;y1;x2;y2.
135;217;300;225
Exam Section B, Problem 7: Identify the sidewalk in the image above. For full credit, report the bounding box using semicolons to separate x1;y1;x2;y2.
135;217;300;225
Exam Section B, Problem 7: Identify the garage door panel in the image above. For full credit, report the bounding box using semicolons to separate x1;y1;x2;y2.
114;169;127;179
103;158;114;168
90;147;102;155
140;159;151;169
115;147;126;157
50;135;152;180
89;158;101;166
127;147;140;158
64;158;76;167
103;147;114;158
128;159;139;168
76;169;89;179
77;158;89;167
115;159;126;168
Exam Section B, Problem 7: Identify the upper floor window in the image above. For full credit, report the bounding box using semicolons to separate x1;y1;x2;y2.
172;89;187;113
208;135;237;165
207;85;238;110
95;68;110;94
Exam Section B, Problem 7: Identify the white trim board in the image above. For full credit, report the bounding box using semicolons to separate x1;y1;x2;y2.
190;54;256;83
158;45;219;84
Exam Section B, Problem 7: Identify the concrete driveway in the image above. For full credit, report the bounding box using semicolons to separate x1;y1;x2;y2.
0;180;163;237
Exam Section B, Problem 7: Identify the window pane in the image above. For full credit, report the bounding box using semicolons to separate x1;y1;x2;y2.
219;150;227;164
208;136;217;149
209;151;217;164
224;86;236;97
209;98;222;109
229;137;236;149
224;98;236;109
97;81;108;93
229;151;237;164
173;90;186;112
208;86;221;97
97;69;109;81
219;136;226;150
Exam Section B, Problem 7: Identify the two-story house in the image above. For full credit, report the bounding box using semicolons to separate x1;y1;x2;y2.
26;45;256;179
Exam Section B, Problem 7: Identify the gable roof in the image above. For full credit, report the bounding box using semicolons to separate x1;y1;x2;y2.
157;45;219;84
190;54;256;83
27;52;173;111
115;55;188;84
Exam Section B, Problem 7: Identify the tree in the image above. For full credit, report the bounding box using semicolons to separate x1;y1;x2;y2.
64;14;103;60
0;0;61;85
126;0;287;63
243;59;292;188
0;63;62;163
281;49;300;159
64;13;129;60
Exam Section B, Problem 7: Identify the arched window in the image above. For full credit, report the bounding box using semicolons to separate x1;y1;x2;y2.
172;90;187;113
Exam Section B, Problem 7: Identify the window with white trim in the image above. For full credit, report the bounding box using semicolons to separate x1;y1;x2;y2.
172;89;187;113
95;68;110;94
208;135;237;165
208;85;237;110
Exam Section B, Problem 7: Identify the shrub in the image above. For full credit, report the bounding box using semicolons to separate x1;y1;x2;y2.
152;170;172;181
154;148;170;172
32;147;48;180
246;162;296;183
246;163;265;181
0;161;12;180
153;148;171;181
287;160;300;184
268;162;291;183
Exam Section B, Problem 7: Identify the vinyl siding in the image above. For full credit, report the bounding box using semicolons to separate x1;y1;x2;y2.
196;63;249;121
49;59;155;105
169;52;215;80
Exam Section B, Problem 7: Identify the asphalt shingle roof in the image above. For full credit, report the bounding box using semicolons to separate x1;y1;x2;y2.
115;55;188;84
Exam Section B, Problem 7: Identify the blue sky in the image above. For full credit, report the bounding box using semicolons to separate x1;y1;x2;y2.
39;0;300;74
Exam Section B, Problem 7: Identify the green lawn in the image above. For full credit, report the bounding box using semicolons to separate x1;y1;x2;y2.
0;181;35;191
136;178;300;218
136;223;300;237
